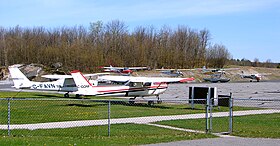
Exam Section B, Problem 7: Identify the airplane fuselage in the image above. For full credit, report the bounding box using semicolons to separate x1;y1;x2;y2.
94;83;167;97
29;81;77;92
73;79;168;97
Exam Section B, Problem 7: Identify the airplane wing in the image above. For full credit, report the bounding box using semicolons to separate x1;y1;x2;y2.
102;66;147;70
83;73;111;77
101;65;123;70
129;77;195;83
102;66;122;69
42;73;111;79
41;74;73;79
98;75;195;83
128;67;148;70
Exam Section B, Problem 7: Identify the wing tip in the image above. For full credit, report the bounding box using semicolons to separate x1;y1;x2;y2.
71;70;81;73
180;77;195;82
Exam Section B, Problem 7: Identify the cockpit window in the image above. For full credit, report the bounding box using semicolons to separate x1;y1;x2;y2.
143;82;152;86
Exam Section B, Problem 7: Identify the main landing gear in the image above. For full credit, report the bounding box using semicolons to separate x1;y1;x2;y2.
129;97;136;104
63;93;81;98
64;92;69;98
128;95;162;106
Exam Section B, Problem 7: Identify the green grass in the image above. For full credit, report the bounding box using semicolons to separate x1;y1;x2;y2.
0;91;64;98
0;92;278;145
155;113;280;138
0;124;216;145
0;91;258;124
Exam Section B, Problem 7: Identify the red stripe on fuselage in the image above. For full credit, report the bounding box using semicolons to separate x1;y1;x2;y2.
95;85;167;93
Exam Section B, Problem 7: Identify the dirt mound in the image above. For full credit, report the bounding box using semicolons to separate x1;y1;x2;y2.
0;67;9;80
2;63;67;81
135;66;280;82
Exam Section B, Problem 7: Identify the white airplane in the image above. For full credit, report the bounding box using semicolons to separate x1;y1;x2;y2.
8;65;78;97
100;65;148;75
97;75;194;84
159;69;184;77
8;65;108;98
71;70;195;103
240;73;262;82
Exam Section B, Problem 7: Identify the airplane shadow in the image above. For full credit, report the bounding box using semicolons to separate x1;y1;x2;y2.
28;95;187;110
34;94;62;98
63;100;174;109
109;101;173;109
65;103;107;107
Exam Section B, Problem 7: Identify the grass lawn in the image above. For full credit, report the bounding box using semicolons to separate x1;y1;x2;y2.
0;92;277;145
0;124;216;145
155;113;280;138
0;91;258;124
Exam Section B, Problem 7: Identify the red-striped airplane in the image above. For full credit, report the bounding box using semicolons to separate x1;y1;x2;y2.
71;70;194;103
100;65;148;75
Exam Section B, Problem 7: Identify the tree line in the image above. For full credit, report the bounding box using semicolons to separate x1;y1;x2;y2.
0;20;231;72
230;58;280;68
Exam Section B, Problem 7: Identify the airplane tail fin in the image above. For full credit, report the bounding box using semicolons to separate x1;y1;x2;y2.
8;65;31;89
70;70;98;95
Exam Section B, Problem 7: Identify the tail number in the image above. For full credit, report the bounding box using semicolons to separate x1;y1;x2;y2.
78;85;90;88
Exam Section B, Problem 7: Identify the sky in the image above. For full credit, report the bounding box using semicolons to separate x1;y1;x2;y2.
1;0;280;63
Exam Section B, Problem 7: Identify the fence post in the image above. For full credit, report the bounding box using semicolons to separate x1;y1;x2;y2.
108;100;111;137
205;100;208;133
229;92;233;134
191;86;194;109
209;95;213;133
205;87;211;133
7;98;11;136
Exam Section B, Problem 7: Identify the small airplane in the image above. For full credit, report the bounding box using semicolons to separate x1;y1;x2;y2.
197;66;240;74
71;70;195;104
203;73;230;83
100;65;148;75
199;66;225;74
159;69;184;77
8;65;78;97
8;65;108;98
240;73;262;82
97;75;194;84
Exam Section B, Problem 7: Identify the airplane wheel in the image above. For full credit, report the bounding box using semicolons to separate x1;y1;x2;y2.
75;94;80;98
129;100;135;104
129;98;135;104
157;100;162;104
148;101;154;106
64;93;69;98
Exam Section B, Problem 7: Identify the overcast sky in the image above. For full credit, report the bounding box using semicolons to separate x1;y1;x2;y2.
1;0;280;62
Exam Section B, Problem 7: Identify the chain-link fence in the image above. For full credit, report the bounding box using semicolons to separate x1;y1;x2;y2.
0;96;279;137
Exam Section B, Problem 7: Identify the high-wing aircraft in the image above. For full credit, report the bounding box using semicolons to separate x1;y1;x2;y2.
157;69;184;77
197;66;240;74
100;65;148;75
8;65;108;98
203;73;230;83
71;70;195;104
240;73;262;82
8;65;77;97
97;75;194;84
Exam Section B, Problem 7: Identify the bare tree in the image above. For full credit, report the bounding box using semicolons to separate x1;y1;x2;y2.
206;44;231;68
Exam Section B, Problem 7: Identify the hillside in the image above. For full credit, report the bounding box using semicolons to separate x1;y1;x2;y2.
135;66;280;82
